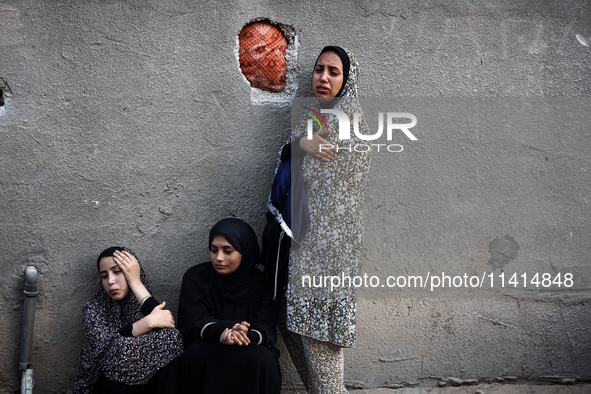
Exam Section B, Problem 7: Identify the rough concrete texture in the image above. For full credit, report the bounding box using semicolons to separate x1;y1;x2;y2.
1;0;590;392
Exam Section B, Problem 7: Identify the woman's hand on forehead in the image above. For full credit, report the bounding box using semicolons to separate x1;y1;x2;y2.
113;250;142;287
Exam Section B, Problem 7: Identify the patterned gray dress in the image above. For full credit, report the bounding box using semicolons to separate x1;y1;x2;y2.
286;49;371;347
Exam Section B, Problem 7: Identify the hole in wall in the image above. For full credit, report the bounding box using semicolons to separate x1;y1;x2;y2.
237;19;298;104
0;77;13;115
239;21;287;92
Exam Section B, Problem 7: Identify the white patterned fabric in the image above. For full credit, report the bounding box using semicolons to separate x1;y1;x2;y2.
286;48;371;347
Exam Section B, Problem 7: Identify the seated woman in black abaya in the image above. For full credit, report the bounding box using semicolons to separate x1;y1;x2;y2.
178;218;281;394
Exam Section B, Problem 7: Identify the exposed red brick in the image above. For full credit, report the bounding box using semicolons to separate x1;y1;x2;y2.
239;22;287;92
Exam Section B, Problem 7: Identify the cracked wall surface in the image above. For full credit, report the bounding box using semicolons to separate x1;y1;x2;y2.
0;0;590;392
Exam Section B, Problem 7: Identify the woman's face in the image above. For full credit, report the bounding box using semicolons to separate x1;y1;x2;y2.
99;256;130;301
210;235;242;275
312;51;344;102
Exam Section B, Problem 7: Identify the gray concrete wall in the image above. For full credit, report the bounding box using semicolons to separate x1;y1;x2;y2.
1;0;590;392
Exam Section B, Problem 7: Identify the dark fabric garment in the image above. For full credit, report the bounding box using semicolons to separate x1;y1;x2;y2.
261;153;309;300
279;138;306;162
74;247;183;394
93;357;182;394
269;157;309;245
177;263;279;349
93;375;136;394
177;218;281;394
260;211;290;301
181;340;281;394
119;296;160;337
140;296;160;315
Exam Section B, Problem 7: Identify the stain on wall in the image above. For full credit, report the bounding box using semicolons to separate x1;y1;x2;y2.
488;235;520;269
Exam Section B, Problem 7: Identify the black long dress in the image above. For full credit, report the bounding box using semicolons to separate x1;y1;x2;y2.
177;218;281;394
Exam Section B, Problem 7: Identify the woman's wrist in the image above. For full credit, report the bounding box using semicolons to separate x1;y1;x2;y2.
146;314;156;330
127;278;144;291
131;316;153;336
130;283;151;305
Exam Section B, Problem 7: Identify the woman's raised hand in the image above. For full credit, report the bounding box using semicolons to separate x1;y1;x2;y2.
147;301;175;329
113;249;151;305
113;250;142;287
299;128;337;162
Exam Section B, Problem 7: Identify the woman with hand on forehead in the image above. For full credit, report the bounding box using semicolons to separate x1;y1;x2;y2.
74;247;183;394
273;46;371;393
177;218;281;394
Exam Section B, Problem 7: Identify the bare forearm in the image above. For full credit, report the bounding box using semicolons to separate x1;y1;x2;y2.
131;315;154;336
129;281;151;306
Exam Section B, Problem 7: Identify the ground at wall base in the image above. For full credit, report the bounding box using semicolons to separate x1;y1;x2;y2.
283;382;591;393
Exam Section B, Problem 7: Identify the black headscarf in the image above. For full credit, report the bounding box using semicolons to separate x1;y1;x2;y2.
97;246;138;270
209;218;261;302
315;45;351;108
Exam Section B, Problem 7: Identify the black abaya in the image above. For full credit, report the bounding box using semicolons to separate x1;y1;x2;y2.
177;218;281;394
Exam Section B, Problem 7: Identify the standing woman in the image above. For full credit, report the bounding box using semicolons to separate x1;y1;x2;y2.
74;247;183;394
178;218;281;394
280;46;371;393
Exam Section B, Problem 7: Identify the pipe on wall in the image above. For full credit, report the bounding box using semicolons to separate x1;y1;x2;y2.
19;266;38;394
